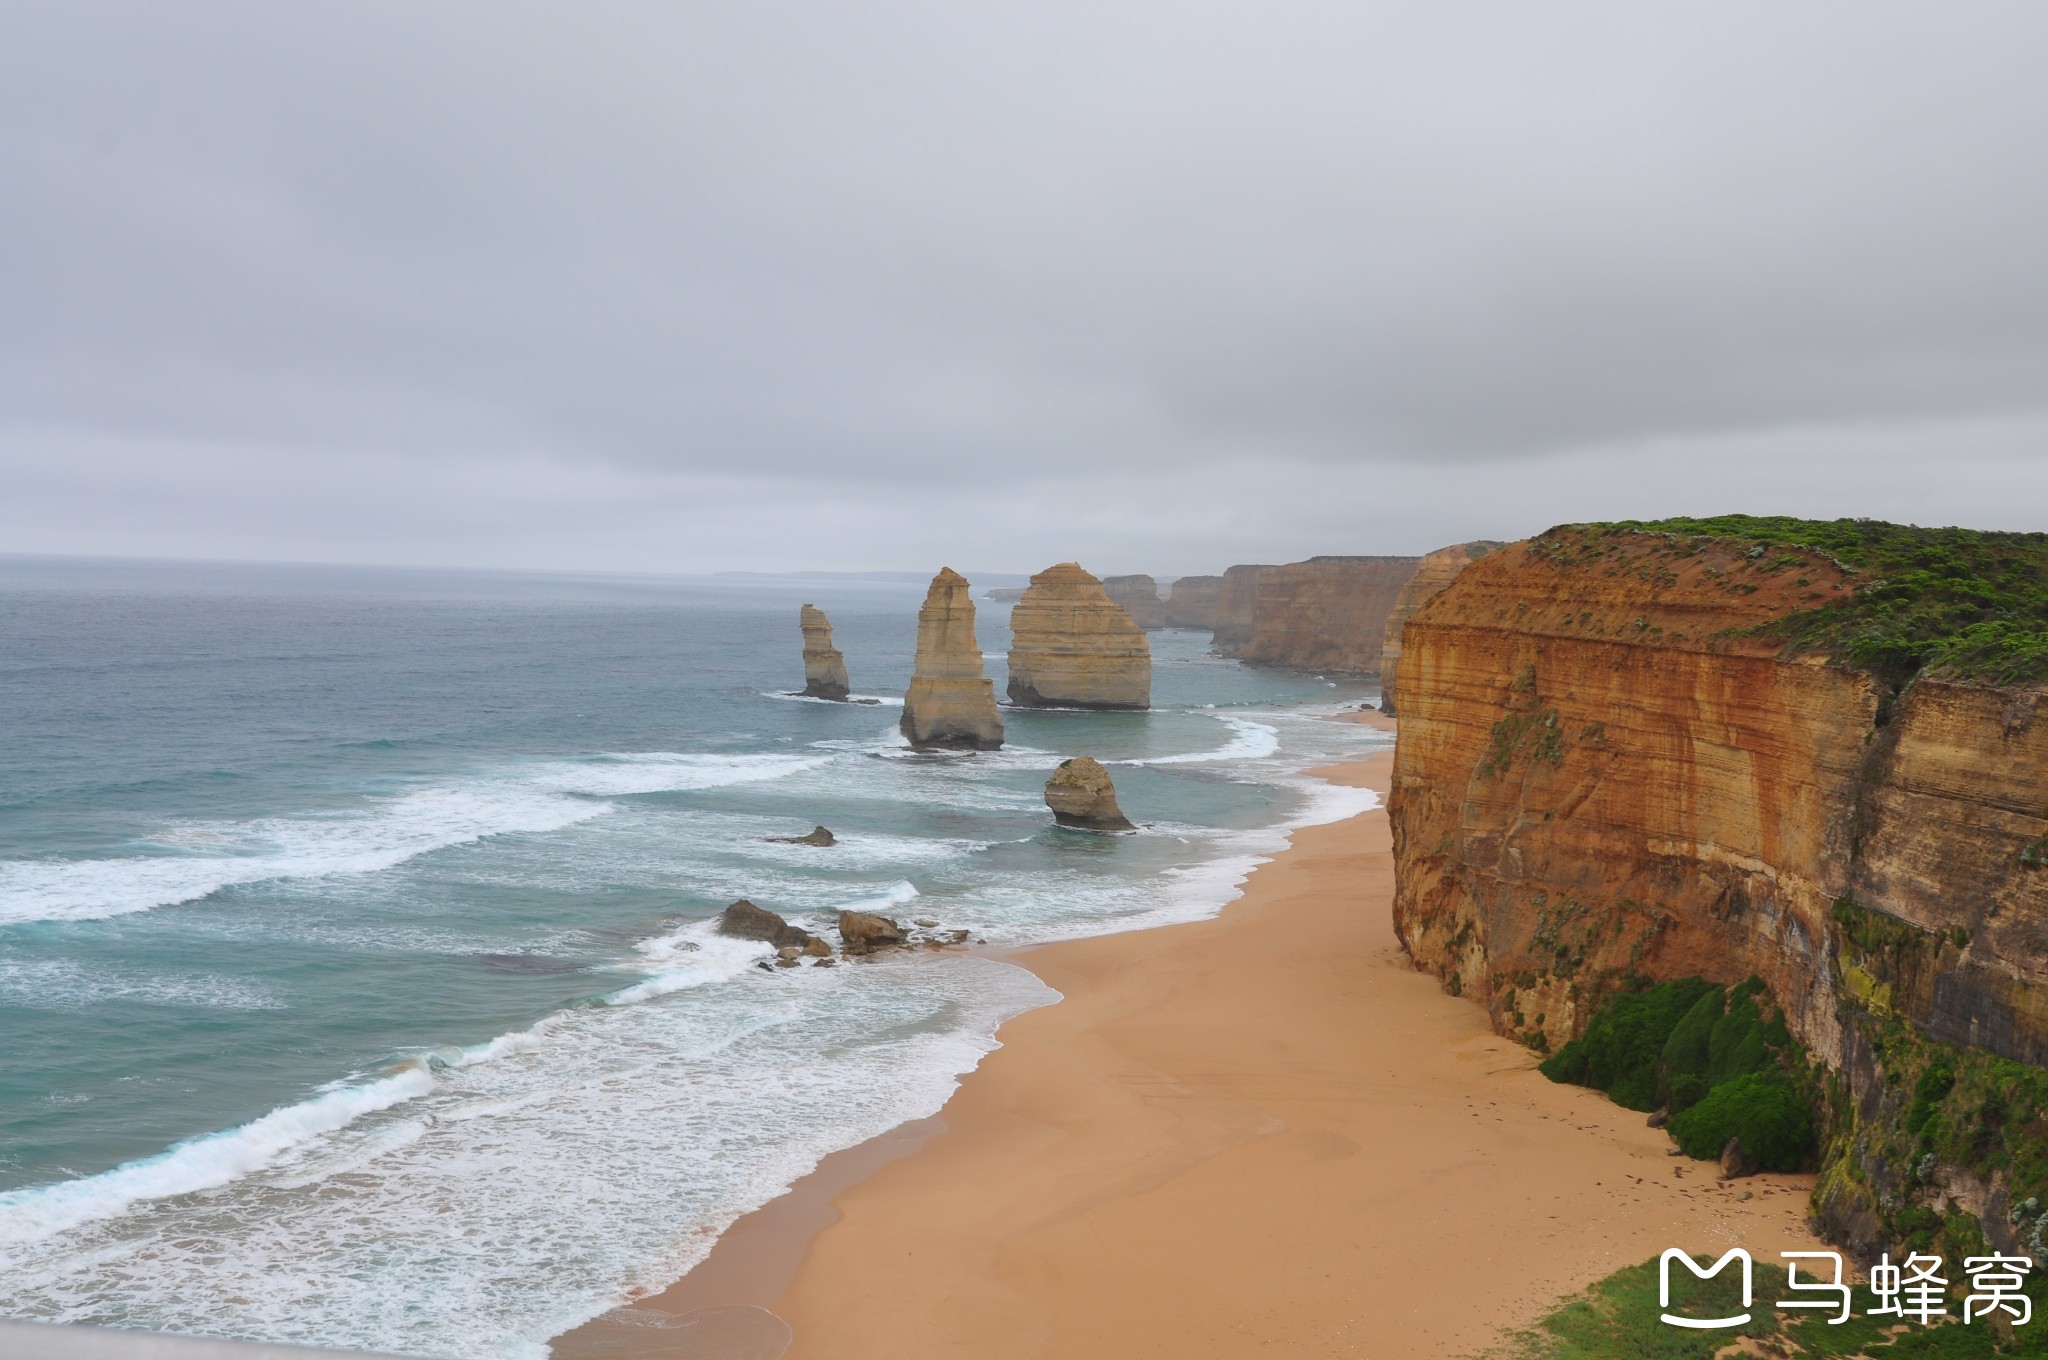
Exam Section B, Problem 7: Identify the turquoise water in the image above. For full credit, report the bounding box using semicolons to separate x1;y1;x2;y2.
0;557;1389;1357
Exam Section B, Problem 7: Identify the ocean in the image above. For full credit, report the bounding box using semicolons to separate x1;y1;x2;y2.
0;556;1389;1358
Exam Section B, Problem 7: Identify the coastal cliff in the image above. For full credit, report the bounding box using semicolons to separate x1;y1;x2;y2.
1388;518;2048;1256
1005;563;1150;710
1238;555;1421;674
1377;543;1502;716
901;568;1004;750
1211;565;1273;656
798;604;850;701
1164;574;1221;630
1099;575;1166;631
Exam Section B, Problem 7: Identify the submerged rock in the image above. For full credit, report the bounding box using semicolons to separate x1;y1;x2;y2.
839;909;908;955
717;899;817;951
799;604;851;701
900;568;1005;750
1044;756;1135;831
1006;562;1151;710
768;825;837;847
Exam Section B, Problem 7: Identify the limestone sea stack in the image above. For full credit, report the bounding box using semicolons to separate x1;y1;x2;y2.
1210;564;1273;656
798;604;851;700
900;568;1005;750
1099;575;1167;630
1164;574;1222;629
1044;756;1134;830
1006;563;1151;710
1376;542;1504;715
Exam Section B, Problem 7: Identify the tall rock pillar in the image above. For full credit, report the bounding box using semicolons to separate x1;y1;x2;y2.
901;568;1005;750
798;604;852;701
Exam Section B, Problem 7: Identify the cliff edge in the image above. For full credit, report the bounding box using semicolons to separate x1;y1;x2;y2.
1377;542;1503;715
1389;517;2048;1257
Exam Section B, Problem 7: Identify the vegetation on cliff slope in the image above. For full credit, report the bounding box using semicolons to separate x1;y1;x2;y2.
1541;977;1818;1171
1581;515;2048;686
1486;1254;2048;1358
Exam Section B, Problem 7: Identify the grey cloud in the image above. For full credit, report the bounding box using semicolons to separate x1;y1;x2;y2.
2;1;2045;571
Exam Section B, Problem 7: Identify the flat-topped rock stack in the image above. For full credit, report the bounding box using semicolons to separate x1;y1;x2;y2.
798;604;851;700
900;568;1005;750
1099;574;1166;631
1006;562;1151;711
1163;574;1222;629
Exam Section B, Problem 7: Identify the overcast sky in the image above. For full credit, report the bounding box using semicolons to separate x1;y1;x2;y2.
3;2;2045;576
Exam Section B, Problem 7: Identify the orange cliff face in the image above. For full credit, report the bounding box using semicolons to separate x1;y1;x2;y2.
1387;527;2048;1072
1238;555;1421;675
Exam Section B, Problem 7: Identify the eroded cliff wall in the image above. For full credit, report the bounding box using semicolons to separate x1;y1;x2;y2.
1164;575;1221;629
1378;542;1503;716
1211;565;1272;656
1099;575;1166;631
1387;524;2048;1251
1239;555;1421;675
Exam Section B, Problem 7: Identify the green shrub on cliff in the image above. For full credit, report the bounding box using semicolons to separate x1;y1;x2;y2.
1542;976;1817;1169
1668;1070;1816;1168
1595;515;2048;686
1539;977;1718;1110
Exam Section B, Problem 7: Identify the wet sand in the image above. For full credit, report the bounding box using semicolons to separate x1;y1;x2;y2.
556;735;1818;1359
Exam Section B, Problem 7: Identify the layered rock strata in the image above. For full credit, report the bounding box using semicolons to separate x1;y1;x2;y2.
901;568;1005;751
1099;575;1167;630
1044;756;1135;830
1163;574;1222;629
1005;563;1151;710
1210;565;1274;656
1377;542;1503;715
1386;524;2048;1252
1238;555;1422;674
798;604;851;700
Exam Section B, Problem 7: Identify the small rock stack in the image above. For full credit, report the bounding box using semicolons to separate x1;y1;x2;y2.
798;604;851;701
1044;756;1135;831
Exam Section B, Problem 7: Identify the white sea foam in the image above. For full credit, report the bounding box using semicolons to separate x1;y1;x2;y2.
1124;714;1281;765
0;1065;438;1259
0;956;1056;1359
758;690;903;707
0;753;830;926
0;959;286;1011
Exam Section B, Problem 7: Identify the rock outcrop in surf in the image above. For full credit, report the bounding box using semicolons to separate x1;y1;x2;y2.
1006;563;1150;710
1100;575;1166;631
798;604;851;701
901;568;1005;751
1044;756;1134;831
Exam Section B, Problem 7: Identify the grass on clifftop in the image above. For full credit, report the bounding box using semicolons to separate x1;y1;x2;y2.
1582;515;2048;687
1481;1254;2048;1358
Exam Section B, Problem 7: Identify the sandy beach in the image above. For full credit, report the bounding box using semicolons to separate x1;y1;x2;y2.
557;732;1820;1359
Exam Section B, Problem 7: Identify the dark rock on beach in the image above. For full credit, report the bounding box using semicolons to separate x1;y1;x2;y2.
838;909;907;956
717;899;818;951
